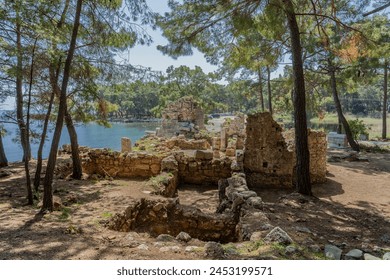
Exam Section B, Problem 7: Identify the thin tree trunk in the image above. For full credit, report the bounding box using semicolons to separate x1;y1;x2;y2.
23;38;38;205
48;62;83;180
65;109;82;179
266;65;273;115
258;67;265;111
383;60;388;140
34;64;57;192
337;117;342;134
42;0;83;212
328;58;360;151
16;19;31;162
0;133;8;167
284;0;311;195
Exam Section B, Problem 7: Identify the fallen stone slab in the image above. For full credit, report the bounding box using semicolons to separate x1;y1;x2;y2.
364;253;381;260
345;249;363;260
324;244;342;260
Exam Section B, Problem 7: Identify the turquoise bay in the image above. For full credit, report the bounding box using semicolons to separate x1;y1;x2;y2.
3;122;160;162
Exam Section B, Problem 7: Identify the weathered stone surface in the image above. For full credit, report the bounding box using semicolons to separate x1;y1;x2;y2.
295;226;312;234
246;197;263;209
108;198;238;243
121;137;132;153
250;231;263;241
83;149;163;178
137;244;149;251
380;234;390;244
156;234;176;242
195;150;213;160
161;156;178;172
383;252;390;260
244;112;327;188
285;245;298;255
324;244;342;260
159;246;181;253
239;191;257;200
364;253;381;260
345;249;363;260
222;113;246;150
158;96;205;138
176;232;192;243
185;246;201;252
264;227;293;245
204;242;225;259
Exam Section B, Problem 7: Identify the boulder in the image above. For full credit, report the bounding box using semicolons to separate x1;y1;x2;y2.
204;242;225;259
264;227;293;245
176;232;192;243
324;244;342;260
345;249;363;260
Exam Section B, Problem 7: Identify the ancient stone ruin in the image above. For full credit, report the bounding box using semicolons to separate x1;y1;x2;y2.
243;112;327;188
63;109;327;243
157;96;205;138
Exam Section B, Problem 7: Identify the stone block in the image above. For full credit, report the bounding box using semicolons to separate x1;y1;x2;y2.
225;148;236;157
195;150;213;160
161;156;178;172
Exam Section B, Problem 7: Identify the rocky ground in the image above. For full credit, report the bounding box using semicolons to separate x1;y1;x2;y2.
0;150;389;260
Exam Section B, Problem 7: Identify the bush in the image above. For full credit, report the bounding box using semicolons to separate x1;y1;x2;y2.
348;119;369;140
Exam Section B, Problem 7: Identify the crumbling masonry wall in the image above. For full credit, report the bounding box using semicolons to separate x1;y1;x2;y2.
82;149;163;178
157;96;205;138
244;112;327;188
81;148;232;185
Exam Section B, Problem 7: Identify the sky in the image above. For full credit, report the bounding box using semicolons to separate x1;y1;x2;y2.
117;0;218;74
0;1;218;110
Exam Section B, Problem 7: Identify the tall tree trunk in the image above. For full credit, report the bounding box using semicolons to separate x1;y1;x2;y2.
283;0;311;195
23;38;38;205
49;62;83;180
266;65;273;115
15;18;31;162
258;67;265;111
383;60;388;140
65;109;82;179
328;58;360;151
0;133;7;167
42;0;83;212
34;64;58;192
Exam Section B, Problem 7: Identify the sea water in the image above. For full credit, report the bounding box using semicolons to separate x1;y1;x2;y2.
2;121;160;162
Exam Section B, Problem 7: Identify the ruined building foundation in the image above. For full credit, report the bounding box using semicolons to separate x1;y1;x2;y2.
68;111;327;242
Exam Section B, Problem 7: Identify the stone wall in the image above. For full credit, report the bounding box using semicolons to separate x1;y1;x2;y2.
244;112;294;188
108;198;238;242
82;149;163;178
157;96;205;138
81;148;232;186
243;112;327;188
283;129;327;184
174;150;232;185
166;136;210;150
222;113;246;150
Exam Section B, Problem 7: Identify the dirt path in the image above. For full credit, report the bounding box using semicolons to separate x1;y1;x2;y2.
0;151;389;259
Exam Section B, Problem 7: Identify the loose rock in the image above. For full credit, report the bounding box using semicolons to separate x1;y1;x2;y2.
345;249;363;260
364;253;381;260
324;244;342;260
176;232;191;243
264;227;293;245
204;242;225;259
156;234;176;242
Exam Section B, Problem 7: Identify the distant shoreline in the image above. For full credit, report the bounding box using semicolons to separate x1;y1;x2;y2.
107;117;162;123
